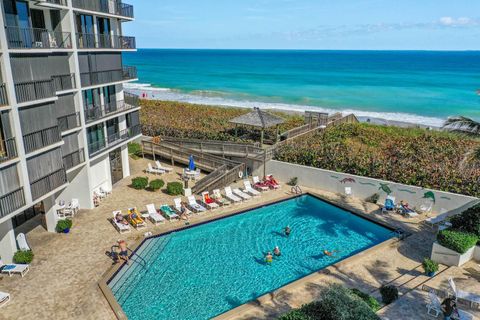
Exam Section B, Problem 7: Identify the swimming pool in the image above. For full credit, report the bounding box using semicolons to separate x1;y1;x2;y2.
108;194;394;320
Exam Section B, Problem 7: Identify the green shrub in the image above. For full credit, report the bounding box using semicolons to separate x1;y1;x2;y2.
166;182;184;195
56;219;73;233
422;258;439;274
350;288;381;312
380;285;398;304
131;176;149;190
149;179;165;191
450;204;480;236
365;193;380;204
437;229;478;254
287;177;298;186
278;309;312;320
128;142;142;156
13;250;34;264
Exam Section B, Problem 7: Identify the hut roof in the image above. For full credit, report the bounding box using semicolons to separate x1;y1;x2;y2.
229;107;285;129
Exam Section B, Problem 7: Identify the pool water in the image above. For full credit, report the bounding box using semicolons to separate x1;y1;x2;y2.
109;195;393;320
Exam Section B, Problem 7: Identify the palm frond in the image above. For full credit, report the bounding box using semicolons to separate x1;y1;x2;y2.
443;116;480;137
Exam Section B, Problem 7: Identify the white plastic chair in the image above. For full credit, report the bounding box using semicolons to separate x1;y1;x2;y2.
0;291;10;308
344;187;352;197
16;233;30;252
71;198;80;213
426;291;442;317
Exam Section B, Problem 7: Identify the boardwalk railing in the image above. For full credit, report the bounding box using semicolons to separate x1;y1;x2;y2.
63;148;85;170
14;79;55;103
0;137;17;163
30;169;67;201
0;188;25;218
57;112;81;132
328;113;359;126
23;126;61;153
5;26;71;49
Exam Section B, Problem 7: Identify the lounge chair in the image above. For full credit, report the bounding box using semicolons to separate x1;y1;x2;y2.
0;260;29;277
448;277;480;307
212;189;230;206
146;204;165;225
0;291;10;308
112;211;131;233
252;176;269;191
173;198;183;213
382;196;396;213
155;160;173;172
146;163;165;175
243;180;261;197
128;208;147;229
233;188;251;201
344;187;353;197
426;291;442;317
419;201;433;214
224;187;242;203
265;175;281;189
188;195;207;213
16;233;30;251
425;210;451;228
398;202;419;218
160;205;179;220
202;192;219;210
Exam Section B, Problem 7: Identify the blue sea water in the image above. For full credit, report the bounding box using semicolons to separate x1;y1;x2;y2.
109;195;393;320
124;49;480;127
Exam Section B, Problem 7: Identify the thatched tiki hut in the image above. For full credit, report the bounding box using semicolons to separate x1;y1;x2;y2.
229;107;285;146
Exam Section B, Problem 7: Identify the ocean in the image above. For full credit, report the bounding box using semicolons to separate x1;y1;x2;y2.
123;49;480;127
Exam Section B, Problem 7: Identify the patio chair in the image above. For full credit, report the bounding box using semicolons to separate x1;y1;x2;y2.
0;291;10;308
425;210;451;228
16;233;30;252
71;198;80;213
63;202;75;218
212;189;231;206
426;291;442;317
173;198;183;213
128;208;147;229
202;192;219;210
265;175;280;189
224;187;242;203
398;202;419;218
344;187;353;197
448;277;480;307
155;160;173;172
112;211;131;234
100;186;112;196
419;201;433;215
233;188;251;201
188;195;207;213
146;163;165;175
160;205;180;220
252;176;269;191
382;195;396;213
0;260;30;277
193;168;201;181
243;180;261;197
146;204;165;225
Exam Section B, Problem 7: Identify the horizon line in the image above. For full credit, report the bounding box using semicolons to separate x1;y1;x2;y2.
134;48;480;52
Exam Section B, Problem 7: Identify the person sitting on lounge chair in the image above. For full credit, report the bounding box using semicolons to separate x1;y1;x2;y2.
180;203;191;221
116;212;129;225
399;201;415;213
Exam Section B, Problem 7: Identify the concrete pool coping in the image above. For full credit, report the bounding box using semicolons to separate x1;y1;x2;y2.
98;191;401;320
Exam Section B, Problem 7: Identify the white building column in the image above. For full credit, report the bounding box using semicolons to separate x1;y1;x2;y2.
43;196;59;233
0;219;17;263
121;144;130;178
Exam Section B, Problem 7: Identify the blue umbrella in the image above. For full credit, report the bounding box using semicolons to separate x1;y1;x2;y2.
188;155;195;171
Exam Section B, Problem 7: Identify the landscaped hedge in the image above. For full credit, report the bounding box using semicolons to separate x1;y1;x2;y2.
450;204;480;236
278;284;380;320
131;177;149;190
149;179;165;191
274;123;480;197
350;288;381;312
13;250;34;264
166;182;184;195
437;229;478;254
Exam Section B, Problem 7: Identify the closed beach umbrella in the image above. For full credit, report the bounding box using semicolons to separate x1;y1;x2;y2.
189;155;195;171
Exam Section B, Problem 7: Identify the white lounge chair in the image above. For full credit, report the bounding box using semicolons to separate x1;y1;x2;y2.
425;211;451;228
147;163;165;175
0;291;10;308
202;192;219;210
344;187;353;197
233;188;251;201
448;277;480;307
419;201;433;214
155;161;173;172
188;195;207;213
0;260;29;277
173;198;183;212
112;211;131;234
252;176;269;191
16;233;30;252
224;187;242;203
243;180;261;197
146;204;165;225
426;291;442;317
212;189;230;206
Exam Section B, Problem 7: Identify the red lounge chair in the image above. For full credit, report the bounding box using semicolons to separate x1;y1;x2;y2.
265;175;280;189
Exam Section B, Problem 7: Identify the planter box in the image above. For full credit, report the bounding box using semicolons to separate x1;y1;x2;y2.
474;245;480;262
431;242;475;267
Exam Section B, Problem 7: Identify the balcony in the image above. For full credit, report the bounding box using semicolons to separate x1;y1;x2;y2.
84;96;139;123
5;26;72;50
14;79;55;104
88;124;141;156
77;33;136;50
72;0;134;19
0;84;9;106
41;0;68;6
63;148;85;170
0;138;18;163
30;168;67;201
52;73;76;92
23;126;62;154
122;66;137;80
57;112;81;132
80;66;136;87
0;187;25;218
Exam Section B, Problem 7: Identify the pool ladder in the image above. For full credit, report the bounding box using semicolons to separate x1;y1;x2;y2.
291;185;302;194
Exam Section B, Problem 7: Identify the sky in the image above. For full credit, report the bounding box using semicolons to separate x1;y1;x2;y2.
124;0;480;50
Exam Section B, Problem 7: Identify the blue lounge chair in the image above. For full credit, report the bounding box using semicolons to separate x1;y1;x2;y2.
382;196;396;213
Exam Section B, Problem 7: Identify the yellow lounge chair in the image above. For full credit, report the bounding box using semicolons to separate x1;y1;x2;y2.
128;207;147;229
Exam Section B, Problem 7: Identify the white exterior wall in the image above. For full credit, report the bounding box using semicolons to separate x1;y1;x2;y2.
0;219;16;263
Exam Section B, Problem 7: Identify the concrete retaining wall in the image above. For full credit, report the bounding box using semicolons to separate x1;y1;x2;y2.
431;242;476;267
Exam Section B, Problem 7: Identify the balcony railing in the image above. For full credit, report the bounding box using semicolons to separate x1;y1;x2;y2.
0;137;18;163
57;112;81;132
124;92;139;106
5;26;72;49
30;168;67;201
23;125;61;154
0;83;8;106
122;66;137;80
80;69;123;87
76;33;136;50
84;98;139;123
52;73;76;92
14;79;55;103
44;0;68;6
88;124;141;156
63;148;85;170
72;0;134;18
0;187;25;218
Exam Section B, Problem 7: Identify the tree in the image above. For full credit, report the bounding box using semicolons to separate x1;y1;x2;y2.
443;116;480;163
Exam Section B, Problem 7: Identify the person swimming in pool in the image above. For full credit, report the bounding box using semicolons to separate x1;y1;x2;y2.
273;246;281;257
284;226;291;237
324;250;338;257
265;252;273;264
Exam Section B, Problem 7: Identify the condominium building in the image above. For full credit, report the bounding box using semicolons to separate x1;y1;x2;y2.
0;0;140;262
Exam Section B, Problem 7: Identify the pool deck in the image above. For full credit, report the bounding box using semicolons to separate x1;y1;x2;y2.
1;157;479;320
